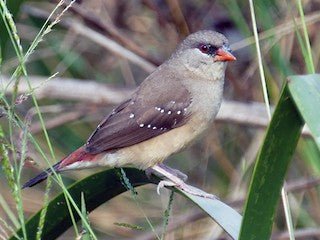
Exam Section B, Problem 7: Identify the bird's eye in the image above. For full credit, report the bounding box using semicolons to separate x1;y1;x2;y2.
199;44;209;53
198;44;217;55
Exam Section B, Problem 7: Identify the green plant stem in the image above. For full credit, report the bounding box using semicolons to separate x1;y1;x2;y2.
161;191;174;240
248;0;271;119
296;0;315;74
281;187;295;240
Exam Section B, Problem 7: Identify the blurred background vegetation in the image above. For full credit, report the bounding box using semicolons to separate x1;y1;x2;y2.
1;0;320;239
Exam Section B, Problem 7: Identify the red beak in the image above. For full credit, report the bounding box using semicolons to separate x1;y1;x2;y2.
214;47;236;62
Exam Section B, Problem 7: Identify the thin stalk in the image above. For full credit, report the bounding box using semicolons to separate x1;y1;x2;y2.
248;0;271;119
281;187;295;240
296;0;315;73
161;191;174;240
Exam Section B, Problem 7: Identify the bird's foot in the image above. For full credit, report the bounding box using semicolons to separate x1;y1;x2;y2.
156;179;216;199
156;163;188;181
150;164;216;199
156;180;176;194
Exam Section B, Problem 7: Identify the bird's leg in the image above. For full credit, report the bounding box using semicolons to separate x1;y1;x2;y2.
149;164;216;199
145;164;187;181
157;163;188;181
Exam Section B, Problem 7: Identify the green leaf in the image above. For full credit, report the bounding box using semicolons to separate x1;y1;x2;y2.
239;83;304;240
288;74;320;150
180;191;242;239
13;169;150;240
13;168;242;239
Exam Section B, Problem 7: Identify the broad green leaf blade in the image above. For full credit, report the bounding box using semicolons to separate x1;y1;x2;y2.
13;169;150;240
288;74;320;150
180;191;241;239
239;84;304;240
14;168;242;239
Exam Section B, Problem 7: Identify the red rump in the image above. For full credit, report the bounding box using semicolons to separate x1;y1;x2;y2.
58;146;96;169
22;146;96;188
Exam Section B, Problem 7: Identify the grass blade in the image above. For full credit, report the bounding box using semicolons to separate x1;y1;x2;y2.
288;74;320;150
239;83;304;240
11;169;150;240
180;191;242;239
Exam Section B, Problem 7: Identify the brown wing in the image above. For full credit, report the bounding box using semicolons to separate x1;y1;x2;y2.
85;88;192;154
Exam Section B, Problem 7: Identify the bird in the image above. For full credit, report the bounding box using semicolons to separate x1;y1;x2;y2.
23;30;236;197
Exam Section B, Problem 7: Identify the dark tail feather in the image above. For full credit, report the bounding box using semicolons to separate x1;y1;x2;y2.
22;161;61;189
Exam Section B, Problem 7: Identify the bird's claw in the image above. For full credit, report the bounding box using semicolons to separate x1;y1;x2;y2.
145;164;188;182
150;164;217;199
157;163;188;182
157;180;177;194
156;179;217;199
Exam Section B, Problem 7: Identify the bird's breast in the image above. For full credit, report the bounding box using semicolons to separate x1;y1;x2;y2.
186;75;225;123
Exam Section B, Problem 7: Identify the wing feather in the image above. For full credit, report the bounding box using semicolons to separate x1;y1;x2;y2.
85;87;192;154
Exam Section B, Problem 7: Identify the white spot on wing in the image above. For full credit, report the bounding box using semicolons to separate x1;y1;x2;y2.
147;124;151;128
177;110;181;115
168;111;171;114
139;123;144;128
129;113;134;118
160;109;164;113
152;126;157;130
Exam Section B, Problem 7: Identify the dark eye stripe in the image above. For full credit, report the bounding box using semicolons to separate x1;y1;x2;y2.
198;44;218;55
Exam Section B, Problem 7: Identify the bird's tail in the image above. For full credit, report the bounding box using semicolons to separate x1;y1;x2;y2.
22;161;62;188
22;146;95;189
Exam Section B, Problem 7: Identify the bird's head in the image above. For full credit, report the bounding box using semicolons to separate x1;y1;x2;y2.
170;30;236;79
